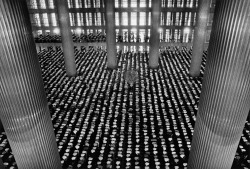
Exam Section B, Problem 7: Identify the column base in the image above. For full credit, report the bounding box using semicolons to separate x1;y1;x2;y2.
106;66;118;71
189;71;201;78
149;65;159;70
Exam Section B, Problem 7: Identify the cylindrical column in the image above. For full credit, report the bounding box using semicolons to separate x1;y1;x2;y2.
55;0;77;76
188;0;250;168
189;0;210;77
0;1;62;169
105;0;117;69
148;0;161;69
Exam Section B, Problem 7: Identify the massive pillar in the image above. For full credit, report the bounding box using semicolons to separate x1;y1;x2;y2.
55;0;77;76
189;0;210;77
188;0;250;168
148;0;161;69
105;0;117;69
0;0;62;169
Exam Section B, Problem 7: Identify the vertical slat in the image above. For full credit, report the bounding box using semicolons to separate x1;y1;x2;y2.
0;0;62;168
105;0;117;69
189;0;211;77
148;0;161;69
55;0;77;77
188;0;250;168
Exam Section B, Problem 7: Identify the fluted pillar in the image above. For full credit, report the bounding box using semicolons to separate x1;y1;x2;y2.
188;0;250;168
148;0;161;69
189;0;210;77
105;0;117;69
0;1;62;169
55;0;77;76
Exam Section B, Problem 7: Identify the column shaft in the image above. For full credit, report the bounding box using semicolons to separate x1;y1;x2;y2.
0;0;62;168
148;0;161;69
189;0;210;77
188;0;250;168
55;0;77;76
105;0;117;69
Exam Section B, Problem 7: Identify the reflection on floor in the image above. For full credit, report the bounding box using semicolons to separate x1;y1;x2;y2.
0;47;249;169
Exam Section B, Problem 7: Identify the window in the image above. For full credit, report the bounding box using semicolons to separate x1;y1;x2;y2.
30;0;38;9
167;0;174;7
187;0;194;8
37;30;42;35
166;12;171;26
148;12;151;25
51;13;57;26
69;13;75;26
115;12;119;26
193;12;196;26
140;0;146;7
48;0;54;8
149;0;151;7
161;0;166;7
115;0;119;8
84;0;91;8
165;29;170;42
177;0;184;8
131;12;137;26
95;12;102;26
86;13;92;26
131;0;137;7
34;14;41;26
122;0;128;8
139;29;145;42
160;12;164;25
122;12;128;25
93;0;101;8
68;0;73;8
75;0;82;8
42;13;49;26
39;0;46;9
139;12;146;26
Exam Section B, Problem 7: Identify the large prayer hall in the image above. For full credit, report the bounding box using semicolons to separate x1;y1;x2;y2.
0;0;249;169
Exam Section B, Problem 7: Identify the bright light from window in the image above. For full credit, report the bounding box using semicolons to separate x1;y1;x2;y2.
184;27;190;33
76;28;82;34
54;28;60;34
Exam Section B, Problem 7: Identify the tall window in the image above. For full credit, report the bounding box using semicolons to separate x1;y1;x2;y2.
122;12;128;25
34;14;41;26
177;0;184;8
48;0;54;8
115;0;119;8
30;0;38;9
131;0;137;7
165;29;170;42
75;0;83;8
193;12;196;26
68;0;73;8
51;13;57;26
84;0;91;8
42;13;49;26
69;13;75;26
160;12;164;25
167;0;174;7
139;12;146;26
148;12;151;25
93;0;101;8
131;12;137;26
115;12;119;26
140;0;146;7
166;12;171;26
122;0;128;8
40;0;46;9
161;0;166;7
95;12;102;26
86;13;92;26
